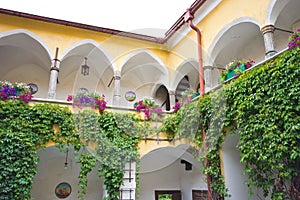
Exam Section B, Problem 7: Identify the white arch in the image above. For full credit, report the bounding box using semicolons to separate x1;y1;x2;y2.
170;58;198;91
120;48;168;77
0;29;52;58
150;82;169;98
140;144;200;170
205;17;261;66
60;39;116;71
266;0;290;24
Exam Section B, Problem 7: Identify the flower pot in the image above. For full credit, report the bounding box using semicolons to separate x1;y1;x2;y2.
225;64;246;81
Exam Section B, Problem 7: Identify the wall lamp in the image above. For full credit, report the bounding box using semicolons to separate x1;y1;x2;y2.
81;57;89;76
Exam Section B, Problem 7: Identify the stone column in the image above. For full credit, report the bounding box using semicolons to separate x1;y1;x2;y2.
204;65;213;92
261;25;277;58
102;187;108;199
113;70;121;106
169;90;176;110
47;58;60;99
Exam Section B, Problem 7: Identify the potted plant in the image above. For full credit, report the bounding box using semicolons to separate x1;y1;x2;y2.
133;98;162;119
219;59;255;82
288;29;300;49
67;91;107;114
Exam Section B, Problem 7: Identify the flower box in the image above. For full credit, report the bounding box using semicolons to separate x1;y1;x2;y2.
219;59;254;83
67;91;107;114
0;81;33;104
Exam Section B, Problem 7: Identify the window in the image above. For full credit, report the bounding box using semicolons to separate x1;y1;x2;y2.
155;190;181;200
192;190;208;200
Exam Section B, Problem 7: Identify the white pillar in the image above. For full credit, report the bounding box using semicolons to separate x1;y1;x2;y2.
169;90;176;110
261;25;277;58
47;58;60;99
204;65;213;92
113;70;121;106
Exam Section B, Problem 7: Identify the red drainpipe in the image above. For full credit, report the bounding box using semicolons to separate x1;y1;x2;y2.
184;9;212;200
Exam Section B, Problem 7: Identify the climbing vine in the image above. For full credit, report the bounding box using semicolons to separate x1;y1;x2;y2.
160;47;300;199
0;130;38;200
75;110;142;200
226;47;300;199
0;101;81;200
78;151;97;200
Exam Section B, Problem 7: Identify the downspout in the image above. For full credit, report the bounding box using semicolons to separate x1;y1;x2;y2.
184;9;212;200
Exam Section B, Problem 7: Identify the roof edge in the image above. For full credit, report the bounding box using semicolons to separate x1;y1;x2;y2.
0;1;206;44
164;0;207;41
0;8;165;44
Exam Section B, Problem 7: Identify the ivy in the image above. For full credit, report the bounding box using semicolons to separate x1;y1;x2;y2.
160;48;300;199
0;131;38;200
0;101;81;200
78;151;97;200
226;48;300;199
74;110;141;200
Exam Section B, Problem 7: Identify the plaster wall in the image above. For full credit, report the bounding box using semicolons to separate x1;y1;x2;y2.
222;134;264;200
31;147;103;200
139;159;206;200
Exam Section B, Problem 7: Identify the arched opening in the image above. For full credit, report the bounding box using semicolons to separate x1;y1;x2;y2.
57;41;114;103
207;20;264;86
268;0;300;51
139;145;206;200
31;146;103;199
175;76;190;102
154;85;170;111
0;30;52;98
120;50;168;107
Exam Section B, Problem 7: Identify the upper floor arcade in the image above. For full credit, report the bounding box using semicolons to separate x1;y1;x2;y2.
0;0;299;113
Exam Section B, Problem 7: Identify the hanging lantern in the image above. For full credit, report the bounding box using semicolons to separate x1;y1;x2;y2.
81;57;89;76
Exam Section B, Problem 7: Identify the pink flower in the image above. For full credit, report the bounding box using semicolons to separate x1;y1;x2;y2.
67;95;73;101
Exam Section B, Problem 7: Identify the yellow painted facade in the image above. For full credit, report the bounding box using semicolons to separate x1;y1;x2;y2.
0;0;272;74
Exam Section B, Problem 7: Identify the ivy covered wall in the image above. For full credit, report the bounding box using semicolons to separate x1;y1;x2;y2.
162;47;300;199
0;47;299;200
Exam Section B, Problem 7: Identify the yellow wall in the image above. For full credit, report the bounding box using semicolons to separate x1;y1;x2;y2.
169;0;271;67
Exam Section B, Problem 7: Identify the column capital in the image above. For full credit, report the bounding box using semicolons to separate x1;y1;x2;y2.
203;65;213;70
114;70;121;76
50;59;61;71
114;70;121;80
261;24;276;34
168;90;175;95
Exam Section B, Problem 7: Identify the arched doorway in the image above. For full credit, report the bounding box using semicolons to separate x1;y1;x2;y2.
139;145;207;200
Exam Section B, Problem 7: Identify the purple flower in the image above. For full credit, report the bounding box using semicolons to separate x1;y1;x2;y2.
173;102;182;111
288;30;300;49
0;81;33;103
68;91;107;113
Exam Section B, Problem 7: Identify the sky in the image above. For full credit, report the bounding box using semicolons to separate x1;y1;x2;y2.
0;0;196;37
